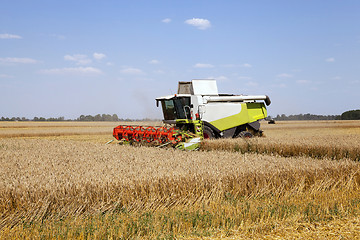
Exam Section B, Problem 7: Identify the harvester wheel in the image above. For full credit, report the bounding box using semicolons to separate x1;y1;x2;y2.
203;126;215;139
239;131;253;138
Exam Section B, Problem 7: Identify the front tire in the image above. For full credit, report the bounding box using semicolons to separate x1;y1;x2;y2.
203;126;216;139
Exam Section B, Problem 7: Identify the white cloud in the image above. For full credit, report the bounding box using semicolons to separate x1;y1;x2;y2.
64;54;92;65
149;59;160;64
153;70;165;74
93;52;106;60
39;67;102;75
0;33;22;39
0;74;14;78
204;76;228;81
194;63;214;68
0;57;37;64
162;18;171;23
325;57;335;62
221;64;236;68
333;76;342;80
216;75;228;81
277;73;293;78
238;76;252;80
50;34;66;40
296;80;310;84
221;63;252;68
185;18;211;30
246;81;259;87
120;67;144;75
242;63;252;68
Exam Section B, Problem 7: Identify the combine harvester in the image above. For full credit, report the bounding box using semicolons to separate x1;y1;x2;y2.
113;79;271;150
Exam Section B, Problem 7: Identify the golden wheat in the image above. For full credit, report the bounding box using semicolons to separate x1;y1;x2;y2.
1;120;360;239
201;120;360;160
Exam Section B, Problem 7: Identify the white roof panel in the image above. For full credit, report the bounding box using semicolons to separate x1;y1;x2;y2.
192;79;218;95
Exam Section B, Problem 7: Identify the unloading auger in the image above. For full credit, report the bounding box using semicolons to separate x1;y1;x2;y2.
113;79;271;150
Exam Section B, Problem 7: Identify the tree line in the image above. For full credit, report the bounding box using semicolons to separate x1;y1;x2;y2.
2;110;360;121
340;110;360;120
1;116;66;121
0;114;154;122
272;113;340;121
272;110;360;121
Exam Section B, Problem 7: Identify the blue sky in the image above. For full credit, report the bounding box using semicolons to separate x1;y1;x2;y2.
1;0;359;119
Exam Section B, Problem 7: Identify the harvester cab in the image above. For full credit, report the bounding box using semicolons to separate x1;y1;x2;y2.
113;79;270;150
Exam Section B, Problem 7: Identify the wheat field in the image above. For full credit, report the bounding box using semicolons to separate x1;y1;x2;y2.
0;120;360;239
202;120;360;161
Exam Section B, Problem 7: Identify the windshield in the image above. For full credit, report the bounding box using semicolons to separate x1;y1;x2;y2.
161;100;176;120
160;97;191;120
